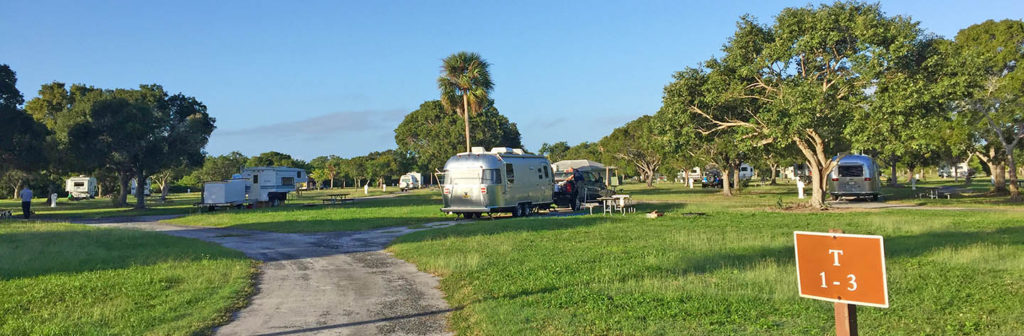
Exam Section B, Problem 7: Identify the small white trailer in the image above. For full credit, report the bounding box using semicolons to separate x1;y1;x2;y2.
130;178;152;196
399;172;423;191
203;179;248;205
240;166;308;204
65;176;98;199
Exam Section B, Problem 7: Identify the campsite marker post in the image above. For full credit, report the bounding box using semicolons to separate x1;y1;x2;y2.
794;229;888;336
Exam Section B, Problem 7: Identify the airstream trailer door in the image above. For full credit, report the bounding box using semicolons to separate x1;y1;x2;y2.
835;164;868;194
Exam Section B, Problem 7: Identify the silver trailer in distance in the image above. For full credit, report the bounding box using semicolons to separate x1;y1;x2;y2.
441;147;554;218
828;154;881;201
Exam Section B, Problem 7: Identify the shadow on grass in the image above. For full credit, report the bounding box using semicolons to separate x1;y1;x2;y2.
0;227;246;281
654;225;1024;279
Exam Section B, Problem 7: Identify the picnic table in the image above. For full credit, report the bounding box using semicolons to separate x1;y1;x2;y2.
322;193;354;205
598;194;635;215
917;186;964;199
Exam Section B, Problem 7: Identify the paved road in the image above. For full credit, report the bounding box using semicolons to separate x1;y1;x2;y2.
76;216;457;336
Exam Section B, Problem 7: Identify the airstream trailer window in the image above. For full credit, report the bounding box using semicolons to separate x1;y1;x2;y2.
252;174;259;184
838;165;864;177
74;182;85;187
297;171;302;178
544;166;550;179
505;163;515;184
444;168;501;184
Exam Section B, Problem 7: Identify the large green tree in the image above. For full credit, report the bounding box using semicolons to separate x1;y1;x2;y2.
68;85;215;208
180;151;248;188
538;142;572;162
0;65;51;197
438;52;495;152
950;20;1024;200
682;3;921;207
600;115;666;188
394;100;522;174
247;151;301;168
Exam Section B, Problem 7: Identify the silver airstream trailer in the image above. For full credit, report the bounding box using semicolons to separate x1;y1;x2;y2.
828;155;882;201
441;147;554;218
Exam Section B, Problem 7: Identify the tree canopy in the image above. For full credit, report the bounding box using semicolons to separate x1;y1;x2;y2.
394;100;522;173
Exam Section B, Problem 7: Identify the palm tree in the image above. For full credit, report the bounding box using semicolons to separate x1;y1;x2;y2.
438;52;494;152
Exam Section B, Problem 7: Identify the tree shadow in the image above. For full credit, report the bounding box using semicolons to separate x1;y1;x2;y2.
625;225;1024;281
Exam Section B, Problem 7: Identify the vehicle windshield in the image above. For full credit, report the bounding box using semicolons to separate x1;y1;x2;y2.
444;168;501;184
553;172;572;180
838;165;864;177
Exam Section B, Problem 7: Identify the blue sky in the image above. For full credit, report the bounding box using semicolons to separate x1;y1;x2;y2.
2;1;1021;160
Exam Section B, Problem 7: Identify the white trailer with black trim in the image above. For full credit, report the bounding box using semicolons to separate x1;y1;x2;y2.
240;166;308;205
65;176;98;199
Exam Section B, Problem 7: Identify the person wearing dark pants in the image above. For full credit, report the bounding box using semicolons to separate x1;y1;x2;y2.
19;186;33;219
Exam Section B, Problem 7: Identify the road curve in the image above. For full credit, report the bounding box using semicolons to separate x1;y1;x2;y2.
76;216;457;336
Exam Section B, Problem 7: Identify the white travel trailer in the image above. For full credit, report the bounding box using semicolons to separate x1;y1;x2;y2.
240;166;308;204
441;147;554;218
738;163;755;180
130;178;152;196
399;172;423;191
65;176;98;199
828;155;882;201
203;177;248;205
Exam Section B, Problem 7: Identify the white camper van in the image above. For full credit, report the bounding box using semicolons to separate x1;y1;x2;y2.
441;147;554;218
240;167;308;204
65;176;98;199
399;172;423;191
130;178;152;196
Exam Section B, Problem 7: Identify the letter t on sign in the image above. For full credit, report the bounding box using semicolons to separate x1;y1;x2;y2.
829;249;844;266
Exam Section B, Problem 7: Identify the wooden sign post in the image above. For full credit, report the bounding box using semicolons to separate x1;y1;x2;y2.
794;229;888;336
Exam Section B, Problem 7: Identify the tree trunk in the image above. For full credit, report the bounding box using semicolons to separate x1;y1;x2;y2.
792;134;835;209
330;176;335;189
889;155;898;187
954;164;959;183
135;172;148;209
770;163;779;185
732;164;741;192
722;167;733;196
160;182;170;202
1007;149;1020;201
462;93;471;152
115;173;129;207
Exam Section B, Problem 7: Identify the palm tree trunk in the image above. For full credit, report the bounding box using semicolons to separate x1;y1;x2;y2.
462;93;471;152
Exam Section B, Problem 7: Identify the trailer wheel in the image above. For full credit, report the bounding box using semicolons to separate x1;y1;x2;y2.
511;205;521;217
831;194;839;201
871;194;879;202
523;203;532;217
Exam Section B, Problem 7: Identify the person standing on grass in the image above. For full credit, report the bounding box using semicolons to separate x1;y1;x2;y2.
19;185;33;219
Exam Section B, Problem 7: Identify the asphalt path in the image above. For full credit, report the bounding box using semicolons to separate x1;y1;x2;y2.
75;215;457;336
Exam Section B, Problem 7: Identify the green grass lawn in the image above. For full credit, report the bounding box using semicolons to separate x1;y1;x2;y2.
616;179;1024;210
166;192;450;232
0;222;256;335
389;188;1024;335
0;186;434;221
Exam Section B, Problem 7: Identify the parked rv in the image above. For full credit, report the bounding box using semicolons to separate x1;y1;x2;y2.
240;166;308;205
202;176;248;206
828;155;881;201
441;147;554;218
65;176;98;199
738;163;755;180
130;178;152;196
399;172;423;191
550;160;616;210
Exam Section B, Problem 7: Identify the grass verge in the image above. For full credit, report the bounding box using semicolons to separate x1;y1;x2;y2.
0;222;256;335
165;193;450;232
389;205;1024;335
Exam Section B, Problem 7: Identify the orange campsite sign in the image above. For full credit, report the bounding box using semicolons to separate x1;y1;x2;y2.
794;231;889;308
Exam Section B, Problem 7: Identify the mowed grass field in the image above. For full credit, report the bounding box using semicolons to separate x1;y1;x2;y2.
166;191;450;232
0;222;256;335
389;182;1024;335
0;186;423;221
